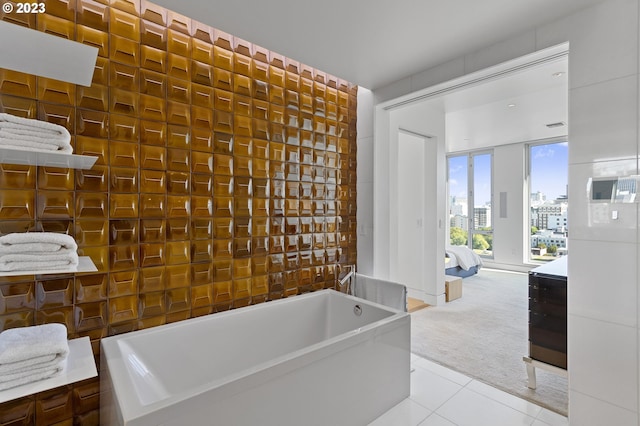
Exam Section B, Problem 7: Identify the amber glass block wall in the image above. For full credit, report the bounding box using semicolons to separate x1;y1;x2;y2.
0;0;357;423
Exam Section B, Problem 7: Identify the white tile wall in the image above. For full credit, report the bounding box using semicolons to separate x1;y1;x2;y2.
535;0;639;89
569;240;637;327
568;390;638;426
568;75;638;164
569;315;638;412
463;30;537;75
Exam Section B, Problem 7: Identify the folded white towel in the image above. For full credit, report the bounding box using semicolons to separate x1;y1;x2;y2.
0;362;64;391
0;252;79;272
0;136;72;154
0;232;78;252
0;324;69;372
0;113;72;153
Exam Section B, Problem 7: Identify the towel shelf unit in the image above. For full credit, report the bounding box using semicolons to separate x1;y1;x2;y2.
0;336;97;404
0;147;97;169
0;256;98;277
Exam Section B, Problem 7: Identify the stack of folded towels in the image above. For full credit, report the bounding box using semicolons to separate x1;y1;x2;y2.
0;112;73;154
0;232;79;272
0;323;69;391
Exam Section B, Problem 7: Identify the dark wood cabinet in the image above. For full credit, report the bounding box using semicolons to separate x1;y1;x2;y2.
528;257;567;369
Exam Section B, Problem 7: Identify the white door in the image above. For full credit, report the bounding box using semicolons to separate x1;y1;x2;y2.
393;131;427;291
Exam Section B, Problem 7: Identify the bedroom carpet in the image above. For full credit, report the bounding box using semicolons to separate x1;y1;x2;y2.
410;268;568;416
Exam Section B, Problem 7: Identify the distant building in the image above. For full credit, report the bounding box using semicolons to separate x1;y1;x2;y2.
474;206;491;228
450;215;468;231
531;201;567;230
531;229;568;249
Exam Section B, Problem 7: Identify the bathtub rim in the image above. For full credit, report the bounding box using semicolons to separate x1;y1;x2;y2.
101;289;410;424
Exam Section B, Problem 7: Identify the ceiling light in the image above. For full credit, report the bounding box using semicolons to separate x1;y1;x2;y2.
552;72;565;77
546;121;566;128
507;103;516;108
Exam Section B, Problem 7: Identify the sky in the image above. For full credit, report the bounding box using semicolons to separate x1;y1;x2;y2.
448;142;568;208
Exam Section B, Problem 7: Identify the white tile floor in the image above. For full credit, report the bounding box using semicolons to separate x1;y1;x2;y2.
369;354;569;426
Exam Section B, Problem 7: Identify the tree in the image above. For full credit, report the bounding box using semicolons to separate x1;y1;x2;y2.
472;234;489;251
537;243;547;249
548;245;558;254
531;226;538;235
450;227;467;246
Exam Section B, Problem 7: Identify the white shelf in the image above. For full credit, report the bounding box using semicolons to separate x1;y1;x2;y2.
0;147;97;170
0;256;98;277
0;337;98;404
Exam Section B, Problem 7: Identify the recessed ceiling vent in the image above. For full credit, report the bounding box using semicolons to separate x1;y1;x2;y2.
545;121;566;128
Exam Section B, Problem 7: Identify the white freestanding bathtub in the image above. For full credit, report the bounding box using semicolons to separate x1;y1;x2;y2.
100;289;410;425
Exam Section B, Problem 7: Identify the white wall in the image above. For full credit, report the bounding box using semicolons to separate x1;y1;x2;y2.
375;101;446;305
394;132;426;292
370;0;640;423
491;143;528;268
356;88;375;275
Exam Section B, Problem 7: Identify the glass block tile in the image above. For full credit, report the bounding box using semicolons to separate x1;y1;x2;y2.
109;193;139;218
76;24;109;58
0;94;37;118
212;239;232;258
37;77;75;106
109;0;140;15
109;295;138;324
191;83;214;109
165;264;190;289
140;18;167;49
140;243;165;267
74;301;107;332
191;218;213;240
191;284;213;309
139;94;167;121
0;69;36;98
140;45;167;73
36;191;73;220
109;141;139;167
34;386;74;424
0;190;35;219
191;240;213;263
167;77;190;103
110;35;140;67
0;164;35;190
191;196;213;217
110;8;140;42
191;173;212;196
140;169;167;194
166;171;189;194
139;291;165;318
0;282;35;314
140;0;167;25
166;217;190;240
72;377;101;414
36;277;73;309
139;266;165;293
140;219;165;243
76;109;108;139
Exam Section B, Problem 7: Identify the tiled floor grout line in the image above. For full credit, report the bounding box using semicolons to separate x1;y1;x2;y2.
410;363;468;418
463;379;544;419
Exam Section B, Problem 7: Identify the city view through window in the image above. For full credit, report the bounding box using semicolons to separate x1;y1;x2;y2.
529;142;568;261
448;141;568;262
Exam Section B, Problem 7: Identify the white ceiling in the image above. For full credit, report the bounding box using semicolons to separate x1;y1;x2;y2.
444;57;568;151
154;0;601;90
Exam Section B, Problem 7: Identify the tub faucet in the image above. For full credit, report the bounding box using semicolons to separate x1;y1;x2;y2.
338;264;356;294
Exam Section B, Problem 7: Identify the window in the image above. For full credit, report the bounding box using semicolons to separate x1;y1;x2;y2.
448;151;493;257
528;141;568;262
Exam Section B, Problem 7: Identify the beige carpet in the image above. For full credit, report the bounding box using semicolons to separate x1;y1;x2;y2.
411;268;568;416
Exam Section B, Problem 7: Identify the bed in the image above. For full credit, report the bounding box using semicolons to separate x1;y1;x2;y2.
445;245;483;278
